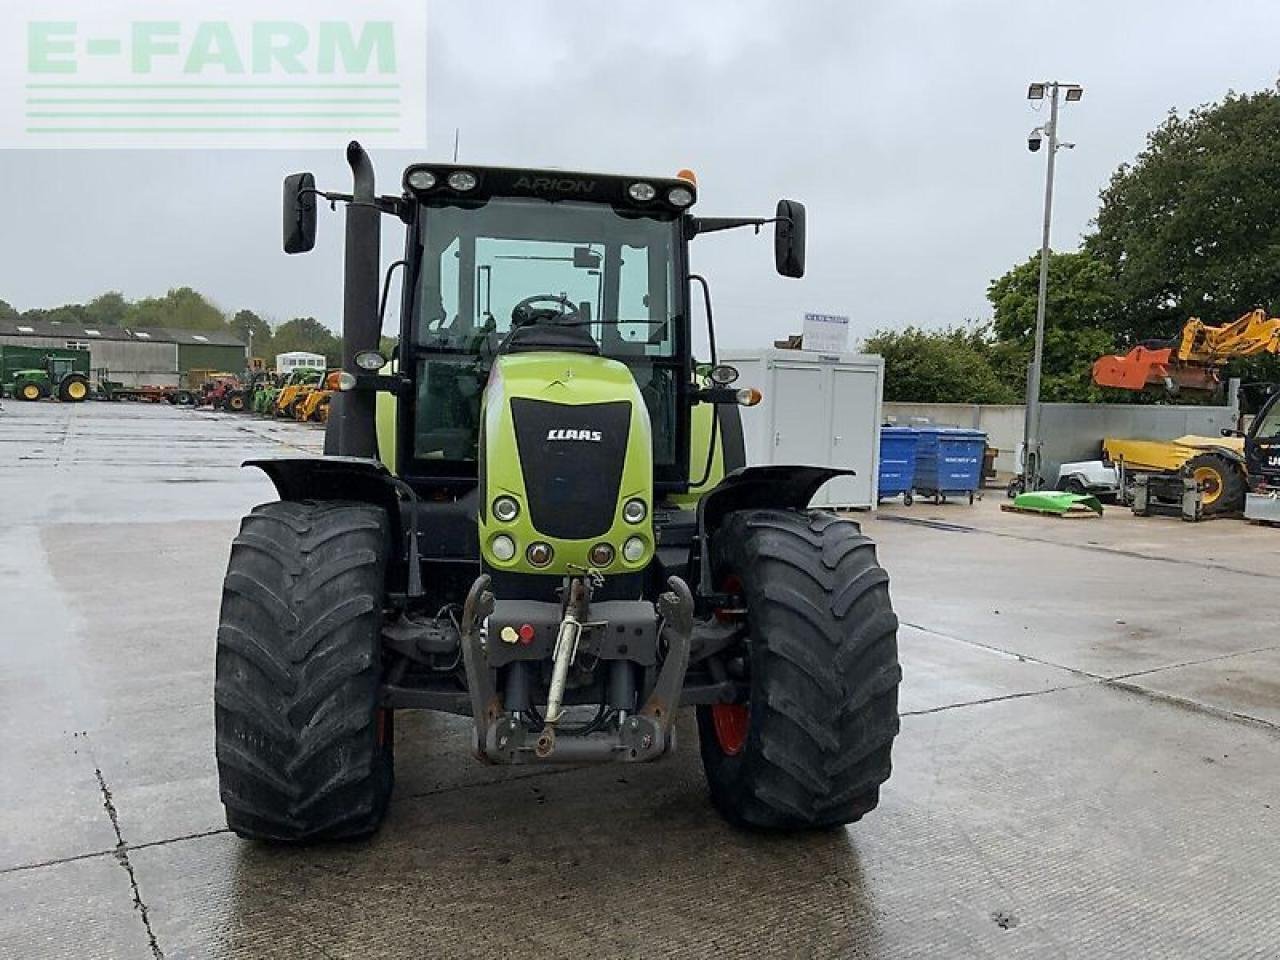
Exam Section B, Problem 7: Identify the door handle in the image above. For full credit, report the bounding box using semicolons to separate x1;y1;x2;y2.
833;435;842;445
774;431;781;447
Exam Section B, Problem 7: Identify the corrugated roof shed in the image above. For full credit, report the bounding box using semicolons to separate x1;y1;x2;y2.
0;319;244;347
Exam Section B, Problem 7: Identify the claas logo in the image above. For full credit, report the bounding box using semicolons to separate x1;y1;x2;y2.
546;429;602;442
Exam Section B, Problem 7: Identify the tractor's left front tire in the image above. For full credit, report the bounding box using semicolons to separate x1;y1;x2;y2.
697;509;901;830
214;500;394;842
18;383;41;401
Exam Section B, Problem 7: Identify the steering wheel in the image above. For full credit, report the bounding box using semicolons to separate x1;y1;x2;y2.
510;294;583;328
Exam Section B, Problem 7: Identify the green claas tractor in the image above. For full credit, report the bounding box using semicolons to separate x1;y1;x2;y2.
10;355;90;402
214;143;901;842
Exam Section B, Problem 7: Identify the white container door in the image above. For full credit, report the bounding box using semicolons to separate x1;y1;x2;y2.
819;365;880;507
771;364;828;466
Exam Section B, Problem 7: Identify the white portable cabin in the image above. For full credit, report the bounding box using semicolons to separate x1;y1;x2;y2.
275;351;327;374
718;349;885;509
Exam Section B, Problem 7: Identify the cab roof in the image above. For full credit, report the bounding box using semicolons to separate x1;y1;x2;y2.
401;163;697;211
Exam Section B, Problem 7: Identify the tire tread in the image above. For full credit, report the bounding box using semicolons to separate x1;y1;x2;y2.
698;508;901;829
214;499;392;842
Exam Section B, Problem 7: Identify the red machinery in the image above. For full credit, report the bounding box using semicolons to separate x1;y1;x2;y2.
1093;309;1280;394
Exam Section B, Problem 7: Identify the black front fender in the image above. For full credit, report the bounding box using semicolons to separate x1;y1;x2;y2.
245;456;417;594
245;456;399;515
691;465;851;598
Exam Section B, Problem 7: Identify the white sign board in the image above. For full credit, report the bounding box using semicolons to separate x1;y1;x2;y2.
1;0;427;149
802;313;849;354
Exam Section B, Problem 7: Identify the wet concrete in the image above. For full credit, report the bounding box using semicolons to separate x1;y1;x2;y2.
2;400;1278;958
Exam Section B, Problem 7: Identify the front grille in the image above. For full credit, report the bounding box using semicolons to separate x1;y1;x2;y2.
510;398;631;540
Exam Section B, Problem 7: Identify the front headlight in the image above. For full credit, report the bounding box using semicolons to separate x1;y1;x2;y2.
622;536;647;563
490;534;516;562
628;182;656;202
406;169;436;191
447;170;478;191
623;498;647;524
492;496;520;522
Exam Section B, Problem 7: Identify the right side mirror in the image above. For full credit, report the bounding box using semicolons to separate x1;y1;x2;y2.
1221;427;1245;438
283;172;317;254
774;199;806;278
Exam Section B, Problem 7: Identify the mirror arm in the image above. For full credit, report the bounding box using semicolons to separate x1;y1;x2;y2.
689;215;789;238
297;187;403;217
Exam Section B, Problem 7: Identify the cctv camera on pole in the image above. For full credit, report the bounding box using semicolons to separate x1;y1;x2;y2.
1017;80;1083;495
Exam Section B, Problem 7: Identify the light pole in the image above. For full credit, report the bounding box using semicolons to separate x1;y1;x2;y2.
1021;80;1082;492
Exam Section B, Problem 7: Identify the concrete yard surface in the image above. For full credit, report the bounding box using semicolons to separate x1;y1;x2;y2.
1;400;1277;959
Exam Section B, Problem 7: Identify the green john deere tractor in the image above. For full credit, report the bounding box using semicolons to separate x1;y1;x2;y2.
214;143;901;841
10;355;90;402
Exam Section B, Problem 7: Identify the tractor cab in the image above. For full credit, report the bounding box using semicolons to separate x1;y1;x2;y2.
46;357;77;382
1243;387;1280;486
399;166;695;494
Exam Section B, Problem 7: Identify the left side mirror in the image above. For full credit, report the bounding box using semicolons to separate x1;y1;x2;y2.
774;199;806;278
283;172;317;254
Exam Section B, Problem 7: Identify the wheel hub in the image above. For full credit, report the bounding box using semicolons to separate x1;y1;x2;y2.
710;703;749;756
1193;466;1222;504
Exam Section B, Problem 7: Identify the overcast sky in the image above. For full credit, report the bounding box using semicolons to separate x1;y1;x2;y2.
2;0;1279;351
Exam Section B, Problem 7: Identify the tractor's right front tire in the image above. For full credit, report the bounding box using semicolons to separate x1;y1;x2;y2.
697;509;901;830
214;500;394;842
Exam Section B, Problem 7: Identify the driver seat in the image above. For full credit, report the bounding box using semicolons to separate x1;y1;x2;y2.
501;321;600;356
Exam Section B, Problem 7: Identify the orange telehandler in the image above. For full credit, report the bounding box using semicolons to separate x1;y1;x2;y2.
1092;308;1280;394
1091;309;1280;515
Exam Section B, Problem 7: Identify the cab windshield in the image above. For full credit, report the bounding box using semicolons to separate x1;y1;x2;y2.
410;198;685;469
415;198;680;356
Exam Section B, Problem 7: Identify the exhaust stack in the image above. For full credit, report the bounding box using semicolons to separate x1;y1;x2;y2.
326;141;382;458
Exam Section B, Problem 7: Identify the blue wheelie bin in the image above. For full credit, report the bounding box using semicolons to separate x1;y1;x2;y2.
877;426;919;505
913;427;986;504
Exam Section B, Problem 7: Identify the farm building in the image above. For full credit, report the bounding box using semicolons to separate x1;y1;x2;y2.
0;320;246;387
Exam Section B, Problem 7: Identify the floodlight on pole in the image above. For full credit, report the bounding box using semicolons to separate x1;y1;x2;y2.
1019;80;1084;495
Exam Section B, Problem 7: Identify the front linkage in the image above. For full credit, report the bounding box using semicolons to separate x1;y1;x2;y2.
461;572;694;765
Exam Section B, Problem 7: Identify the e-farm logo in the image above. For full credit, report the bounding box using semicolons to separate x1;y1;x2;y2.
1;1;426;149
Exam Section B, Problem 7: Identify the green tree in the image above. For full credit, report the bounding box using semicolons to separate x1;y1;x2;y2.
22;302;87;325
987;251;1119;402
1087;88;1280;338
864;325;1020;404
272;316;341;365
125;286;228;331
85;291;129;327
230;309;273;359
0;299;17;322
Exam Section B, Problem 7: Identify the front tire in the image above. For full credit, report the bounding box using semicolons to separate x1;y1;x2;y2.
214;500;394;842
1185;452;1245;515
697;509;901;829
58;376;89;402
